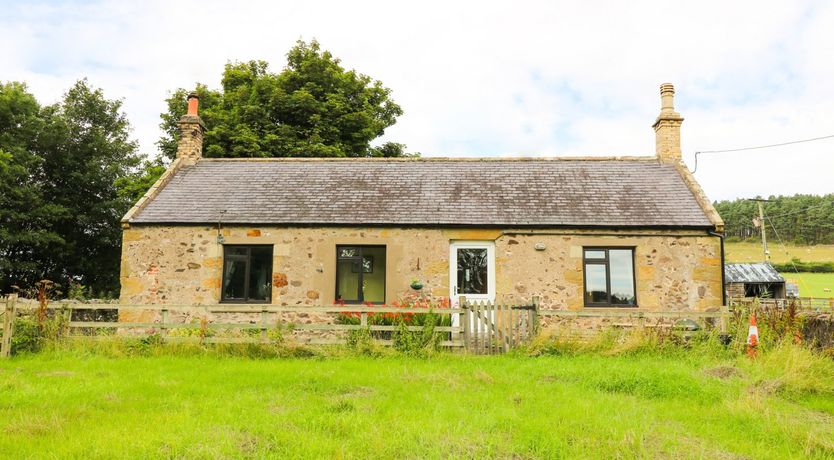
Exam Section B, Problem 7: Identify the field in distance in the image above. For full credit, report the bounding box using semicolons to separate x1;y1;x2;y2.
725;242;834;264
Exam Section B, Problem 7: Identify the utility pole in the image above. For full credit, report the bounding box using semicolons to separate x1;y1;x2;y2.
748;199;770;262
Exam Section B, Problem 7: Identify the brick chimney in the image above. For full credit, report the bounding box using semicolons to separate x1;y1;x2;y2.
176;92;205;164
652;83;684;163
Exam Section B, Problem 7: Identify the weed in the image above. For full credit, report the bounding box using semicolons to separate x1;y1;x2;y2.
392;313;441;356
346;327;374;354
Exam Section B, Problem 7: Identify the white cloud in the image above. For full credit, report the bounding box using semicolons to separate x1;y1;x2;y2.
1;0;832;200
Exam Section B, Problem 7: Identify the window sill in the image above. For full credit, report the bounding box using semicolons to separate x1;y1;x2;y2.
219;300;272;304
583;304;640;309
337;301;385;306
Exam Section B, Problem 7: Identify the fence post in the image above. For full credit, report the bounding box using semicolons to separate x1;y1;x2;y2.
458;296;468;352
360;312;368;327
2;294;18;358
502;303;510;352
63;302;73;339
260;308;268;342
530;295;540;337
161;308;169;339
456;297;465;350
484;301;495;354
472;301;481;354
719;305;730;334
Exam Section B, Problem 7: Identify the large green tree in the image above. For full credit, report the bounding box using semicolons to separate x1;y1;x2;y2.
0;82;63;289
0;80;141;296
158;40;408;159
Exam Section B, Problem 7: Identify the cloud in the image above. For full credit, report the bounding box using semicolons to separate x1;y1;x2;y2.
1;0;832;200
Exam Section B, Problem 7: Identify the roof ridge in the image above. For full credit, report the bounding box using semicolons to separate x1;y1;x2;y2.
196;156;662;163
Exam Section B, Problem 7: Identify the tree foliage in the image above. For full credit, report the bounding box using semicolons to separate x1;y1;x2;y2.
159;40;408;159
714;194;834;245
115;157;167;205
0;82;63;285
0;80;141;296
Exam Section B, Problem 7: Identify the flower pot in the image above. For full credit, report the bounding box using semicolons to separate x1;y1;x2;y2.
410;282;424;291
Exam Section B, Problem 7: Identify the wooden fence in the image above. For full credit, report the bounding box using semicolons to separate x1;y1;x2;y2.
0;295;469;355
2;293;830;357
729;296;834;311
0;295;15;358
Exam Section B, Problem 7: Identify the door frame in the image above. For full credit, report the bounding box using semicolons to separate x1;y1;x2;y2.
449;241;496;307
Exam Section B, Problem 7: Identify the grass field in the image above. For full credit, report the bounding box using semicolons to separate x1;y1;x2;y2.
782;272;834;298
2;347;833;459
725;241;834;264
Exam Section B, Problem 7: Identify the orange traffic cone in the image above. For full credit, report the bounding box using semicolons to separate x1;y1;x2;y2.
746;314;759;358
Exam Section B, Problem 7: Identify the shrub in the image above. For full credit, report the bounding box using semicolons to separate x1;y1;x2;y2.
67;282;89;301
726;300;805;353
392;314;441;356
10;309;71;355
335;293;452;347
771;258;834;273
346;327;379;356
11;317;42;354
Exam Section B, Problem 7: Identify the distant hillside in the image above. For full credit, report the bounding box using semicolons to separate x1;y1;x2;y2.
714;194;834;245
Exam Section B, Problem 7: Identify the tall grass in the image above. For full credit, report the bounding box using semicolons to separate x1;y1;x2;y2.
3;341;833;459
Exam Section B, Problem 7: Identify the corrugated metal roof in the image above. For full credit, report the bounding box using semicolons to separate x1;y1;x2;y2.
130;157;714;227
724;263;785;283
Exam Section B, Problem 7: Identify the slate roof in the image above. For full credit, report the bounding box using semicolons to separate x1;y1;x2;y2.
128;158;714;228
725;263;785;284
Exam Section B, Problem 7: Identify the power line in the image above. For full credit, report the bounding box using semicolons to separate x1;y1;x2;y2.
692;133;834;173
696;133;834;155
764;202;834;220
729;202;834;233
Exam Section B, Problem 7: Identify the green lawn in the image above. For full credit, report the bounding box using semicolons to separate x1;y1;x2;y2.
2;348;833;459
782;272;834;298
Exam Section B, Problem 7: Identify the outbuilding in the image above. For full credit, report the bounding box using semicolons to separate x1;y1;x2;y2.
724;262;786;299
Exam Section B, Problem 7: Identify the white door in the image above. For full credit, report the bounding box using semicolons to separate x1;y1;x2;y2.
450;242;495;328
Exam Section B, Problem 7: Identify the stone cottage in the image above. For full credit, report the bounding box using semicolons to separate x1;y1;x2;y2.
119;83;725;324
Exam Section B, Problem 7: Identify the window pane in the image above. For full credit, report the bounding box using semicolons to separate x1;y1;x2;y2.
336;258;360;302
338;247;359;259
457;248;488;294
226;247;248;257
247;247;272;302
362;247;386;303
585;263;608;303
609;250;635;305
222;258;247;300
585;250;606;259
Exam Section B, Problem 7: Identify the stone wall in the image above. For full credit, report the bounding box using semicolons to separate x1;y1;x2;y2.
119;225;723;328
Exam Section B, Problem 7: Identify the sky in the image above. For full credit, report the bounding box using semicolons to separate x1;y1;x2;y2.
1;0;833;201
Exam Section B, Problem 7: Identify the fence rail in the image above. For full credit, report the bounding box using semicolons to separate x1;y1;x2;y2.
729;296;833;311
0;295;468;355
2;293;831;357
